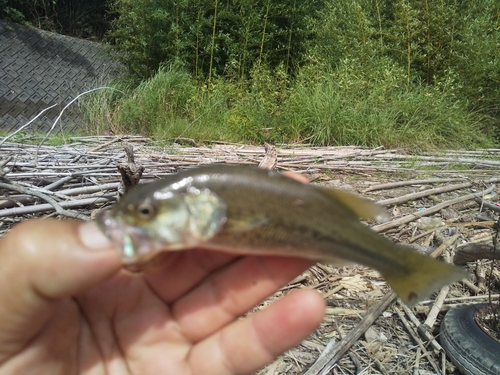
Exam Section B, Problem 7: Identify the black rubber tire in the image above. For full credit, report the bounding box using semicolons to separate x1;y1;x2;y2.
440;303;500;375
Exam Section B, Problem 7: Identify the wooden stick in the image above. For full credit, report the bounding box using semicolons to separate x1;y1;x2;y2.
372;185;496;233
399;302;444;352
302;291;397;375
0;196;110;217
376;182;472;206
474;197;500;213
393;306;441;373
363;177;467;192
423;285;450;329
88;136;124;153
0;182;88;220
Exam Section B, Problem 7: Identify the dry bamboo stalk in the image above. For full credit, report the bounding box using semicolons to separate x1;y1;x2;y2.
423;245;459;329
0;196;110;217
372;185;496;233
423;286;450;329
0;182;87;219
461;279;483;293
302;292;397;375
57;182;122;196
419;293;500;305
376;182;472;206
363;177;467;192
413;347;421;375
392;306;441;374
88;136;124;153
398;302;444;352
375;153;500;168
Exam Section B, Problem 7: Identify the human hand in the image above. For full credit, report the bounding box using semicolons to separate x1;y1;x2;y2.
0;218;325;374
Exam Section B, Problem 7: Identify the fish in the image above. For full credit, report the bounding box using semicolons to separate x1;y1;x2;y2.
96;165;467;306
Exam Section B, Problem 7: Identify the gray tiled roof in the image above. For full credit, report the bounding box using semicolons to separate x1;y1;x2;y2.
0;20;122;134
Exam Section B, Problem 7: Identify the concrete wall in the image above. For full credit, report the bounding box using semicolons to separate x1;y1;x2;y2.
0;21;122;134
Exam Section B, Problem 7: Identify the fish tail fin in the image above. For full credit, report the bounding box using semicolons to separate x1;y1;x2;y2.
382;251;468;307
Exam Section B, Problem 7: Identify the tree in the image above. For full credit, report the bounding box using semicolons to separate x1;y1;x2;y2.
107;0;323;80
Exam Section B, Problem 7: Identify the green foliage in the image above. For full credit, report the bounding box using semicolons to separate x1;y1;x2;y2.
312;0;382;68
107;0;322;80
283;57;490;148
312;0;500;138
1;0;113;38
83;62;494;150
46;0;499;149
448;1;500;120
80;84;130;135
117;65;196;135
0;0;26;23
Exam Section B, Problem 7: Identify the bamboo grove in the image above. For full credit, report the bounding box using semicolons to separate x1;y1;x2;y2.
106;0;322;80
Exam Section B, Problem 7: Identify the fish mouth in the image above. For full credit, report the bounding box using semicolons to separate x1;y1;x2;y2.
96;210;158;264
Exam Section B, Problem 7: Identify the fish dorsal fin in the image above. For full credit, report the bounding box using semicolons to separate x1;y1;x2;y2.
317;187;389;223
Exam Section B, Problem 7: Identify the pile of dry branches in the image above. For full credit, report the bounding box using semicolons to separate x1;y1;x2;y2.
1;136;500;374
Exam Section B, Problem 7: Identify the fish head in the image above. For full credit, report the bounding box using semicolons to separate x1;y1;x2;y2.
96;179;227;264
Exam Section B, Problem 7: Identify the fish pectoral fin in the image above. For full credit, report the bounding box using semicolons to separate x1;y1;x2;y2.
224;215;268;232
317;187;389;222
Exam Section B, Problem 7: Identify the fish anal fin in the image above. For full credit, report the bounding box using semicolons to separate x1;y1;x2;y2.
317;187;389;222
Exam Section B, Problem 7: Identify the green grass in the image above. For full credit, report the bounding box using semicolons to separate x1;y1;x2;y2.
80;61;496;150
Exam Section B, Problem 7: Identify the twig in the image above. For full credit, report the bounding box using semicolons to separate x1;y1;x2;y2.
363;177;467;192
0;103;59;146
424;286;450;329
399;302;444;352
424;250;457;330
0;181;88;220
461;278;483;294
373;358;390;375
0;196;110;217
419;293;500;305
0;156;13;170
88;136;124;153
372;185;496;233
302;291;397;375
35;86;126;164
393;306;441;373
376;182;472;206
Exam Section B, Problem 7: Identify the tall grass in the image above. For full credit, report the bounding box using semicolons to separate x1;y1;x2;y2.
283;58;491;149
81;63;494;149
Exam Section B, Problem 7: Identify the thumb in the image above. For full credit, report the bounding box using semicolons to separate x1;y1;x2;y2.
0;219;121;355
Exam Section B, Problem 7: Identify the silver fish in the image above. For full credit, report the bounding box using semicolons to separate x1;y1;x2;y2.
97;165;467;306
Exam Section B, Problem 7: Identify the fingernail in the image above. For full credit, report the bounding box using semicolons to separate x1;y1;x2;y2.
78;221;112;251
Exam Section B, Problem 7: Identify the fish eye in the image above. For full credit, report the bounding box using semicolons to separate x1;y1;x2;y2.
136;203;155;220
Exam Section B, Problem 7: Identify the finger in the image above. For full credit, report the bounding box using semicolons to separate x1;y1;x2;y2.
282;171;310;184
0;219;121;358
189;289;325;375
143;249;238;302
172;255;313;342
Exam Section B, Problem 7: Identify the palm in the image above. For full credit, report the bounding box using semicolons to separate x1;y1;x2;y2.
13;250;318;375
